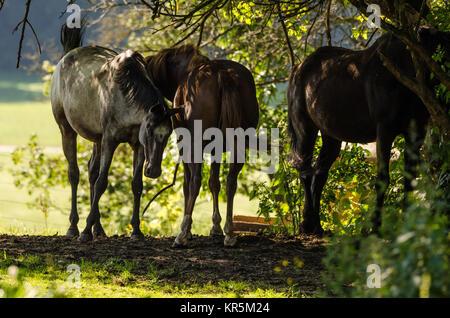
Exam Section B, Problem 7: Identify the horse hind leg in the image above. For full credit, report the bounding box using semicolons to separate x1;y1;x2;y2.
223;162;244;247
88;142;107;238
308;135;341;235
59;123;80;238
173;162;202;248
403;121;426;210
209;161;223;237
290;117;318;235
373;124;396;234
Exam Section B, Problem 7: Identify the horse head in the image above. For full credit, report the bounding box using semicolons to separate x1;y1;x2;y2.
139;105;184;178
112;49;183;178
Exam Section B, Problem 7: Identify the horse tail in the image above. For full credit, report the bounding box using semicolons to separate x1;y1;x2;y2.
60;19;85;56
217;70;242;132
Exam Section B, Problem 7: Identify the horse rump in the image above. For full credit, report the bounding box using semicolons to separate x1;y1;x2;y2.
217;69;243;132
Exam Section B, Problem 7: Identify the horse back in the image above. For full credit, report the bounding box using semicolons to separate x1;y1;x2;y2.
51;46;118;142
289;46;377;142
289;36;428;143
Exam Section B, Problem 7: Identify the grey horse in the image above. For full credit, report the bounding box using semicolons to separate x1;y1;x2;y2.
51;23;179;241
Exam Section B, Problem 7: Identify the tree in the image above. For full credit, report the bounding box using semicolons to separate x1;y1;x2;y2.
82;0;450;139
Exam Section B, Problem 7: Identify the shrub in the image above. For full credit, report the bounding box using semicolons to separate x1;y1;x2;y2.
321;134;450;297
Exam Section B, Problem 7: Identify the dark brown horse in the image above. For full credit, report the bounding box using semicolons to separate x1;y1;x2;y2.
144;45;259;247
51;24;178;241
288;27;449;235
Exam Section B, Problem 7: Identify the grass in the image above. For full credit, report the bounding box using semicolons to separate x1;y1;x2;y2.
0;73;61;146
0;255;287;298
0;153;70;234
0;72;46;104
0;101;61;146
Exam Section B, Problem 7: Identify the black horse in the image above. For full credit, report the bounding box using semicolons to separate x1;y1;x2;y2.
288;27;449;234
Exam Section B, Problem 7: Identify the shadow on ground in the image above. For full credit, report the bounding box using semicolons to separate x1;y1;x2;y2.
0;234;326;295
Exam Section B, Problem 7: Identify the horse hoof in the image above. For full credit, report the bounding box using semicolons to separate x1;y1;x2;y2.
171;240;187;249
299;222;324;236
314;227;324;236
173;233;188;248
224;235;237;247
66;227;79;238
93;231;107;240
210;226;224;237
130;232;145;240
93;226;107;239
78;232;93;242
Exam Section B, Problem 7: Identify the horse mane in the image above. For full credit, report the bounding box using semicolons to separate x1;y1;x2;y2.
152;44;208;71
146;44;209;94
113;50;164;112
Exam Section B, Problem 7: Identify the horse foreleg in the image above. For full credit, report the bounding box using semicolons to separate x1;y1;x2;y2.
130;142;145;240
182;162;193;240
61;128;80;238
373;126;395;234
79;137;118;242
309;136;341;235
223;162;244;247
209;161;223;236
173;163;202;247
88;142;106;238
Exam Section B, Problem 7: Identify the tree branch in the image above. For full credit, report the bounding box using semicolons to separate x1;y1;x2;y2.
277;2;296;67
325;0;332;46
378;50;450;140
12;0;40;69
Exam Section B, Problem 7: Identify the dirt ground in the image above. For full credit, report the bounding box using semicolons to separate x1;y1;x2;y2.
0;234;326;295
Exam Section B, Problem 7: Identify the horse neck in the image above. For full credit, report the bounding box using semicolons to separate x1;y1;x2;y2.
166;52;209;100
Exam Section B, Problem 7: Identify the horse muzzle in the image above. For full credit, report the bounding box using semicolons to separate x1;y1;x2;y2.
144;162;162;179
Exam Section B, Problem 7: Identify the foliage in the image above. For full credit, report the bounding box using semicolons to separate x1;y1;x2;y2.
41;60;55;97
321;151;450;297
249;110;303;234
10;134;183;236
428;0;450;32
